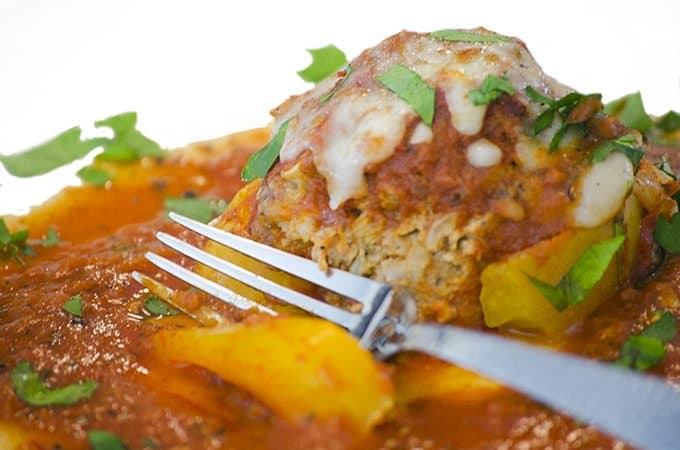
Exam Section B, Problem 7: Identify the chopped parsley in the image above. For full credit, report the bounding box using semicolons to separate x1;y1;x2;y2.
77;166;111;186
604;92;653;133
468;74;516;105
297;45;348;83
590;134;645;165
320;65;353;103
616;311;677;371
88;430;127;450
430;29;512;43
63;295;83;318
42;228;60;247
377;64;435;127
528;235;624;311
654;213;680;253
10;361;98;406
656;111;680;133
164;196;228;224
241;119;291;182
144;295;180;317
0;112;162;178
0;218;33;264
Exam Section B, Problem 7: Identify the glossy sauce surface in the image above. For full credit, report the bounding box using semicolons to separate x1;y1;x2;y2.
1;130;679;450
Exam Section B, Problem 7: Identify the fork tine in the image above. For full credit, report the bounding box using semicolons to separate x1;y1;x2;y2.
155;232;362;331
168;212;390;307
143;252;276;315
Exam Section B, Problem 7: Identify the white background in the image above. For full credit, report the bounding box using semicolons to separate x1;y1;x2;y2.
1;0;679;215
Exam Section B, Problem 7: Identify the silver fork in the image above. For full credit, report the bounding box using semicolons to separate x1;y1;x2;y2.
139;212;680;450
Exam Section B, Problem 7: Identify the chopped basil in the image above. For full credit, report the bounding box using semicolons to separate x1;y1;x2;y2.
657;157;677;180
144;295;180;317
376;64;435;127
10;361;97;406
468;74;516;106
590;134;645;165
164;197;227;224
42;228;60;247
0;218;33;265
63;295;83;318
654;212;680;253
88;430;127;450
96;112;164;162
524;86;556;106
616;311;677;371
0;128;107;178
604;92;653;133
77;166;111;186
528;235;624;311
297;45;348;83
241;119;290;182
320;65;353;103
656;111;680;133
0;112;162;178
430;29;512;43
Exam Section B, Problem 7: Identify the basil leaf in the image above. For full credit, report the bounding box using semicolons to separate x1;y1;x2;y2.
164;197;228;224
88;430;127;450
548;122;569;152
604;92;653;133
0;218;12;245
0;127;107;178
10;361;97;406
144;295;179;317
590;134;644;165
63;295;83;318
42;228;60;247
297;45;347;83
533;109;555;135
430;29;512;43
616;311;677;371
657;157;677;180
528;235;624;311
76;166;111;186
241;119;290;182
656;111;680;133
654;212;680;253
525;86;556;107
320;65;353;103
468;74;516;106
641;311;678;342
96;112;164;161
377;64;435;127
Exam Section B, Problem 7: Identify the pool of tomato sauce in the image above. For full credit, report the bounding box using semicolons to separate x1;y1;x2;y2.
0;135;679;450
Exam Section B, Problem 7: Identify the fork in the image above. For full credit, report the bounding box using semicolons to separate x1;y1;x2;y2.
138;211;680;450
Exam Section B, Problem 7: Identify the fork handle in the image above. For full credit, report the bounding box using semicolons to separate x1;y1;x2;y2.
400;324;680;450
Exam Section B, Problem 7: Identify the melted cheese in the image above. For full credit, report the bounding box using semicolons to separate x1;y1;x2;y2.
467;139;502;167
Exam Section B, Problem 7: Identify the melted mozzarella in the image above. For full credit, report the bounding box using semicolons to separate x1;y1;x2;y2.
410;122;433;144
445;77;487;135
572;153;634;228
467;139;502;167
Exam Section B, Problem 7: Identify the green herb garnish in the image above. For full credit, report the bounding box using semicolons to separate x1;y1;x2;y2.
77;166;111;186
0;128;107;178
63;295;83;318
144;295;180;317
590;134;645;165
528;235;624;311
376;64;435;127
657;157;677;180
320;65;353;103
616;311;677;371
88;430;127;450
654;212;680;253
164;197;228;224
241;119;290;182
42;228;60;247
10;361;97;406
469;74;516;106
0;218;33;264
95;112;164;162
297;45;348;83
656;111;680;133
604;92;653;133
430;29;512;43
